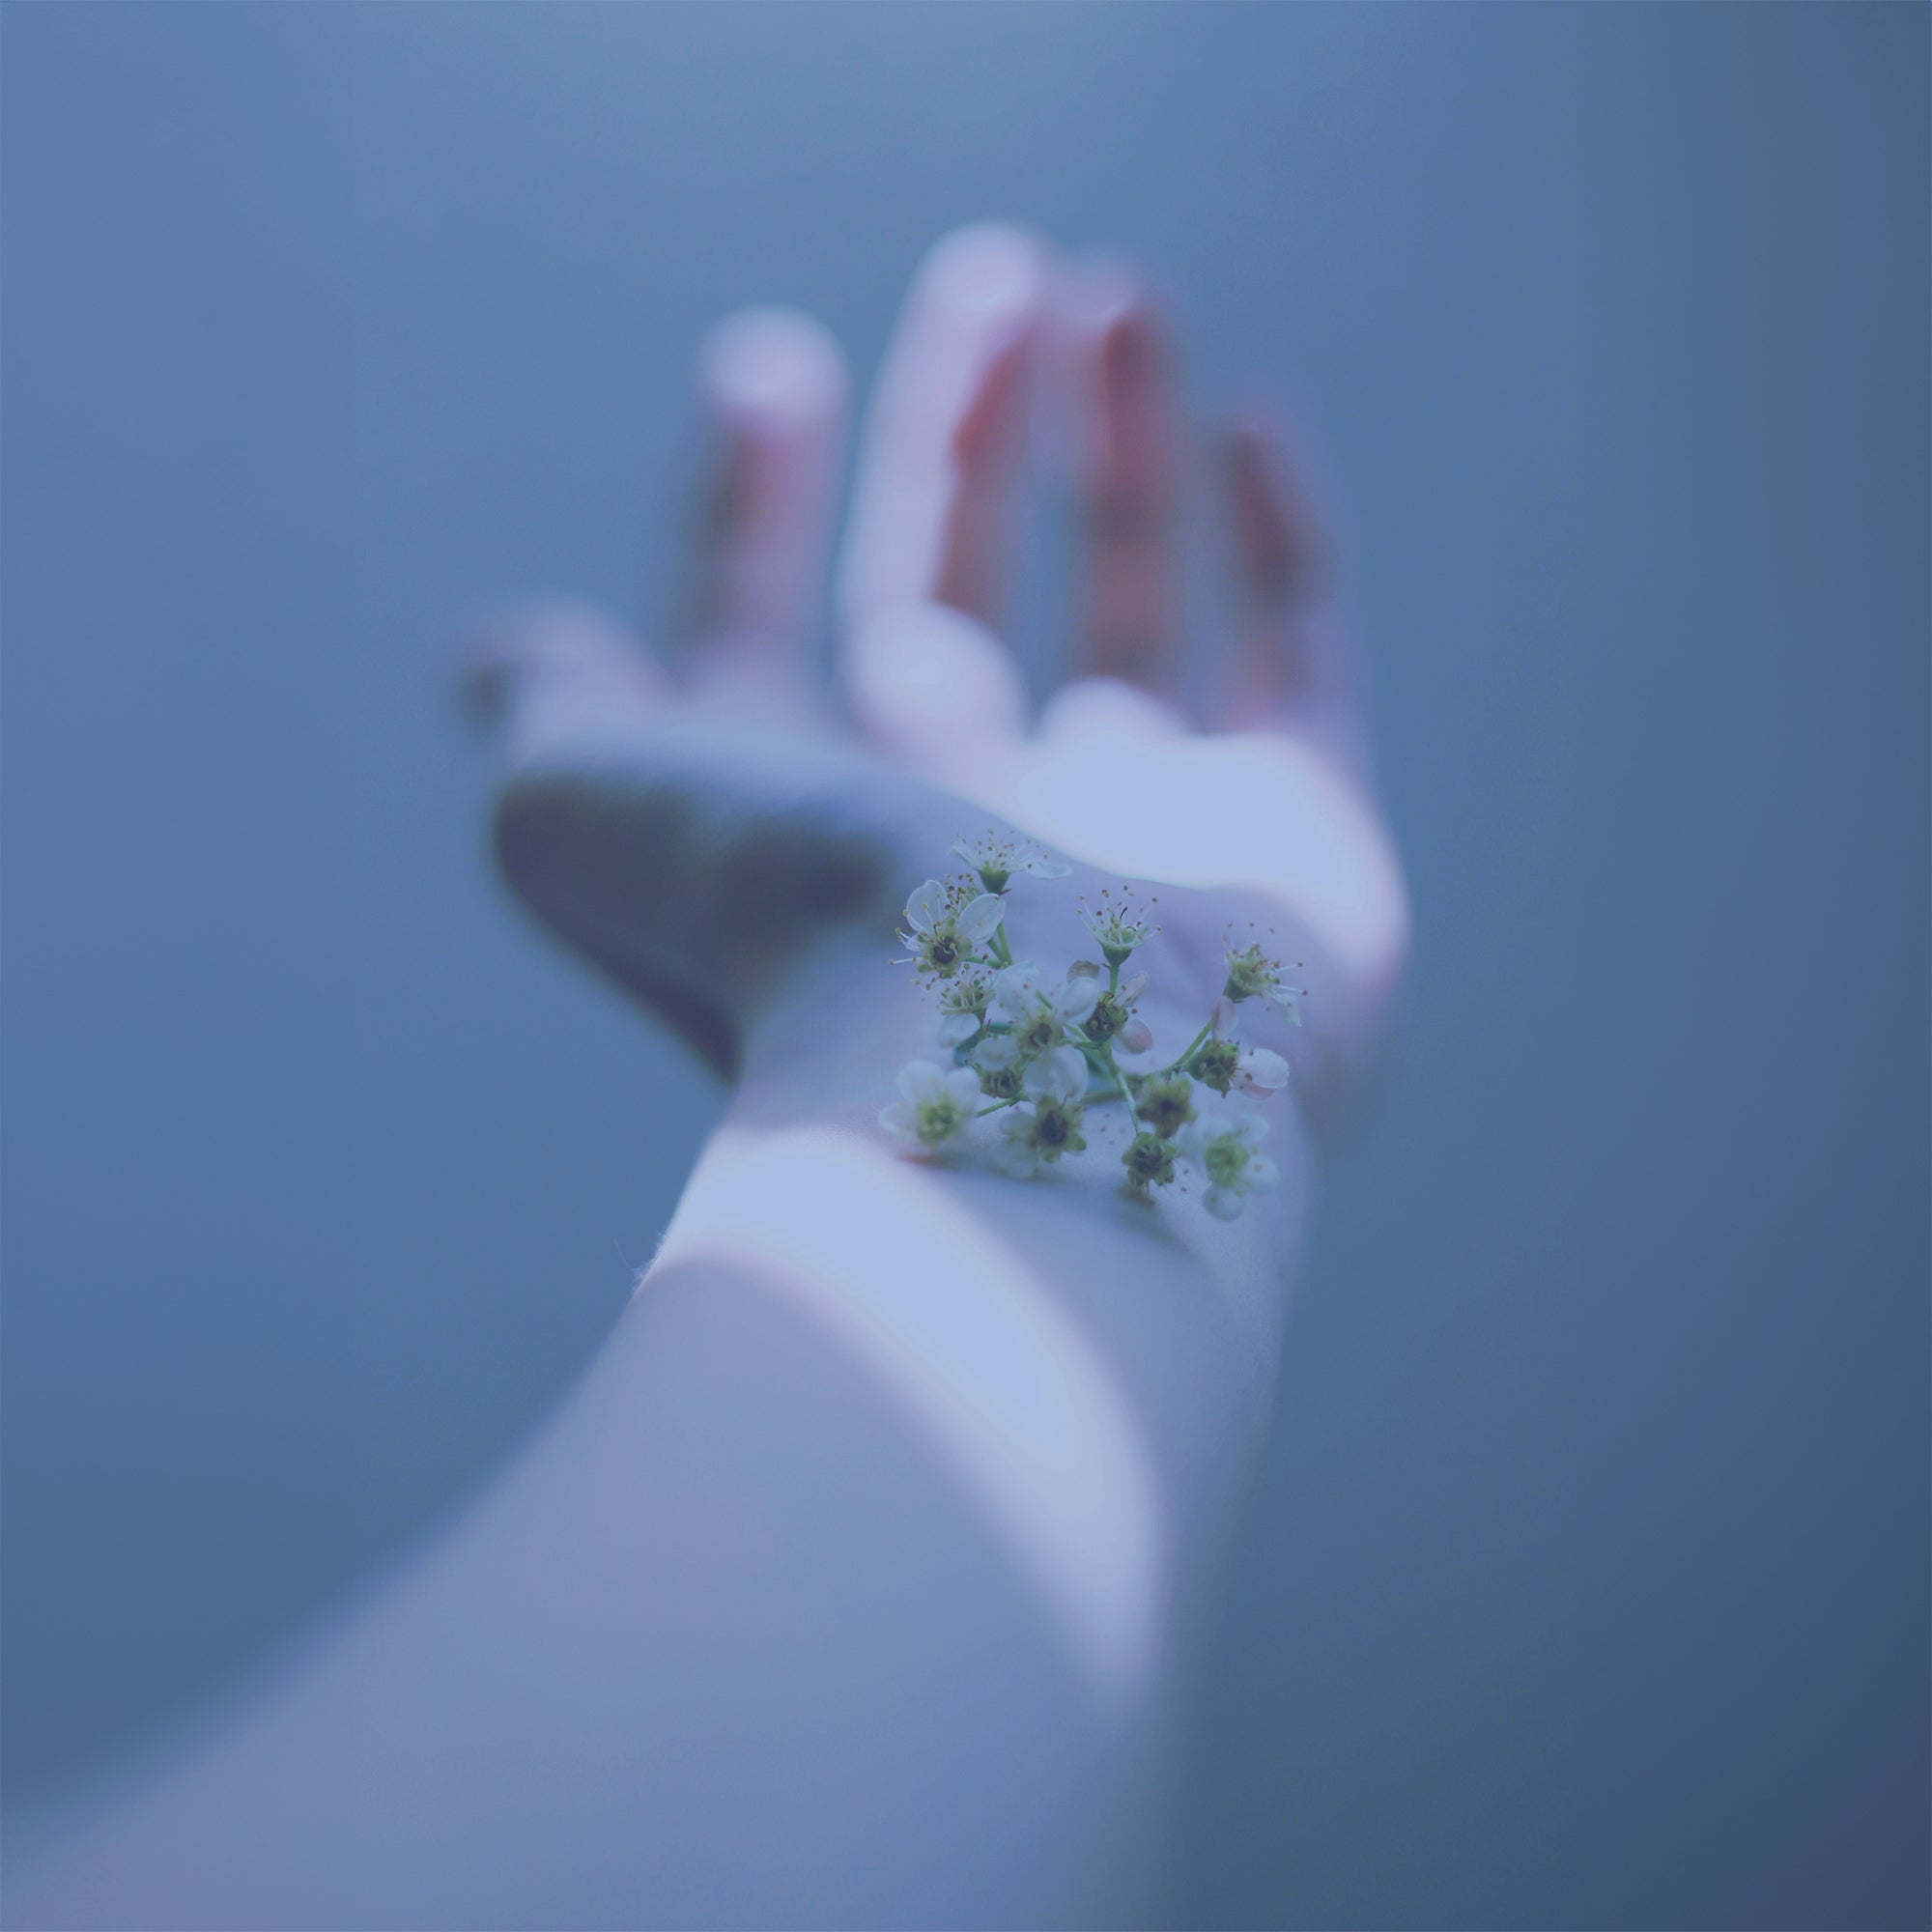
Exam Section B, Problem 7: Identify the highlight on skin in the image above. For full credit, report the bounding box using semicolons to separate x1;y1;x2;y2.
660;1123;1167;1703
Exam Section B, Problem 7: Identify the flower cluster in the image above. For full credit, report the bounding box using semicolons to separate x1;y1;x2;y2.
881;835;1304;1220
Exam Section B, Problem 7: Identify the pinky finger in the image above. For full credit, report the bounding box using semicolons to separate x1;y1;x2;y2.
1220;410;1366;770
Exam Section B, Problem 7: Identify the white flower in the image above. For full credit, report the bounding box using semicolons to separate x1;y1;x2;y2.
897;879;1005;980
935;969;993;1046
1222;941;1304;1025
1191;997;1289;1095
993;1047;1091;1176
991;1126;1040;1178
975;1033;1024;1071
1175;1113;1279;1221
992;963;1100;1056
1058;976;1103;1026
990;962;1043;1013
1233;1047;1288;1094
1078;891;1157;966
971;1030;1026;1100
950;832;1070;894
879;1061;984;1148
1025;1043;1091;1105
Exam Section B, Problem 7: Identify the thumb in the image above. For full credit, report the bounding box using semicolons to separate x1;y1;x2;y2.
458;600;667;772
459;603;743;1073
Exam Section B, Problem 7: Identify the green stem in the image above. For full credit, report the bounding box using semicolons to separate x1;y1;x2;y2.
1161;1019;1214;1077
1079;1039;1137;1112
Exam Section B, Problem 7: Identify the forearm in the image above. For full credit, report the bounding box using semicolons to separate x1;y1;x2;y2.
696;933;1316;1611
7;956;1316;1930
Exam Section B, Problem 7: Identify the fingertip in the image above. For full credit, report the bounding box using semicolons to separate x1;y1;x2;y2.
1054;259;1170;363
700;305;848;434
914;222;1051;323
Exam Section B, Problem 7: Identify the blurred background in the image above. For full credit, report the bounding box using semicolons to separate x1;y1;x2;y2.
4;5;1925;1926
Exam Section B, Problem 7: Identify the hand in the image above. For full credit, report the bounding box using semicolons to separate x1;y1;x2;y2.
465;224;1407;1139
1;235;1414;1932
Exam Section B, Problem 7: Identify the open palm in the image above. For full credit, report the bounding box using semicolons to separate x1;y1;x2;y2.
467;225;1406;1132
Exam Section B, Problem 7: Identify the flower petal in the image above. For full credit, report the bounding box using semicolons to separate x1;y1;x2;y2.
943;1067;983;1111
879;1101;916;1139
1235;1113;1270;1146
992;965;1040;1019
1119;1018;1154;1055
1210;997;1238;1040
1245;1153;1279;1194
1024;1044;1088;1102
1021;857;1070;878
975;1033;1022;1070
993;1114;1042;1176
957;893;1005;944
937;1012;980;1046
905;880;946;935
1203;1186;1246;1222
897;1060;945;1104
1238;1047;1290;1092
1056;976;1100;1024
1068;958;1102;981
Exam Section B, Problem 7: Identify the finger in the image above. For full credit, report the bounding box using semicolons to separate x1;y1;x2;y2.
675;307;847;702
838;223;1044;756
1060;268;1185;700
458;601;665;772
1219;409;1364;764
841;222;1045;633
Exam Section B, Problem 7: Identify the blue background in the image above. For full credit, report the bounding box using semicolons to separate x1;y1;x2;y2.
5;6;1926;1924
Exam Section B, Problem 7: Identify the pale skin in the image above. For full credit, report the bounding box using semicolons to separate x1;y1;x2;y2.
6;226;1407;1929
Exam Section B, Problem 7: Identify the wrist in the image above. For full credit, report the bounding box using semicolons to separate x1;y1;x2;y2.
654;936;1316;1656
715;925;1314;1294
